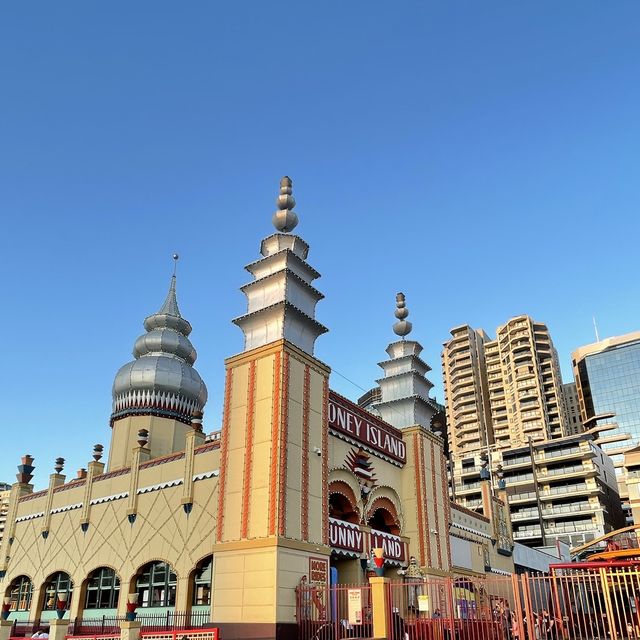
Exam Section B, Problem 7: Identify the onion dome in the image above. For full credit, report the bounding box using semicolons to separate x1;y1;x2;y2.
111;268;208;426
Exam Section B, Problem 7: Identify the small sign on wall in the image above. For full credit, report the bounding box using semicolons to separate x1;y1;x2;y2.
347;588;363;625
309;556;328;586
418;595;430;612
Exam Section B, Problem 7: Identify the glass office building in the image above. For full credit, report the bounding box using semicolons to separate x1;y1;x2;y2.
573;332;640;466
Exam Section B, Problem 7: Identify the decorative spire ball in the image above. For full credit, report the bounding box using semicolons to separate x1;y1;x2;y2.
392;292;413;338
272;176;299;233
172;254;179;275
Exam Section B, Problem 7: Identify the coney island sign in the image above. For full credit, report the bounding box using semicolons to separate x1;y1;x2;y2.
328;391;406;465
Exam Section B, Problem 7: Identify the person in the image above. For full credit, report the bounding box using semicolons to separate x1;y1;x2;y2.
297;575;311;619
390;608;407;640
432;608;442;619
511;612;521;640
31;630;42;638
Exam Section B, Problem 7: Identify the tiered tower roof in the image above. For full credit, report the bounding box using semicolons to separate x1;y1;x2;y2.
233;176;327;355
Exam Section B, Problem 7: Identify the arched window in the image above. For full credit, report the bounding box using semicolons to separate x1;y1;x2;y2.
136;562;176;608
6;576;33;612
329;492;359;524
368;507;400;536
84;568;120;610
191;557;212;606
42;572;73;610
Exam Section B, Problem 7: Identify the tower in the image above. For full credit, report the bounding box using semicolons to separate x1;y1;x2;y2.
108;260;208;470
372;294;451;574
212;177;331;639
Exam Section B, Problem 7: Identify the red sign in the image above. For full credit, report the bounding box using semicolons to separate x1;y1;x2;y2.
328;392;406;465
309;557;328;585
371;529;405;562
329;518;364;554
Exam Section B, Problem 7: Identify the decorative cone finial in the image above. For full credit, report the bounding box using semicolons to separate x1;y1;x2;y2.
54;457;65;474
272;176;299;233
92;444;104;462
16;454;35;484
392;292;413;338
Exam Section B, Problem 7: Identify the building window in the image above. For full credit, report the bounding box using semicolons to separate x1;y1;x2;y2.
192;557;212;606
6;575;32;612
84;567;120;610
42;572;73;610
136;562;176;608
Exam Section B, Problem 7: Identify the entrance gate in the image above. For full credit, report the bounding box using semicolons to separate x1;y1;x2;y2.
296;567;640;640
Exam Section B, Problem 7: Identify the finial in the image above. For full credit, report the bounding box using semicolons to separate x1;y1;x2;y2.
54;457;65;474
92;444;104;462
172;254;179;276
137;429;149;448
392;292;413;338
272;176;299;233
16;454;35;484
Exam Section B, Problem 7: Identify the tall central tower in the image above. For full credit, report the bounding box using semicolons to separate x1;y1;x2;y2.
212;177;331;640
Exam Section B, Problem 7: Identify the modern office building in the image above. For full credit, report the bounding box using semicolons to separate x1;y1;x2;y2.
573;331;640;468
451;434;624;549
442;315;567;459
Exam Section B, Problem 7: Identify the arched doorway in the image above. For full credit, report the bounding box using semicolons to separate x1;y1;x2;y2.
4;575;33;621
328;480;363;584
188;556;212;626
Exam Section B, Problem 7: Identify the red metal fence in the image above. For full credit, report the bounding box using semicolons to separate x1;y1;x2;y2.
296;568;640;640
296;582;372;640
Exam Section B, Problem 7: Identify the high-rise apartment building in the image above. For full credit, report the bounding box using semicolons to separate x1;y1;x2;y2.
573;331;640;469
561;382;584;436
443;315;567;458
441;325;493;455
0;482;11;549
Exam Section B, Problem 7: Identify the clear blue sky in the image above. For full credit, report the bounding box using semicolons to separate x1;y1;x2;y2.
1;2;639;486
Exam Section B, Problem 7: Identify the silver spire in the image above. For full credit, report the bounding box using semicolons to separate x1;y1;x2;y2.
392;292;413;338
111;265;207;426
272;176;299;233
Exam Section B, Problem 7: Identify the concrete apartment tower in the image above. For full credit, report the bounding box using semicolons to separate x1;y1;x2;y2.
441;325;493;457
443;315;567;459
212;177;330;639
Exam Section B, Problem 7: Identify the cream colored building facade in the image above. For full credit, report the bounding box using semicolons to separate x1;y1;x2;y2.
0;178;514;640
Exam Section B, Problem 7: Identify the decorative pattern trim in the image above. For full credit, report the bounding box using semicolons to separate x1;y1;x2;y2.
328;429;404;467
450;502;490;522
413;433;425;566
430;442;442;569
139;452;185;469
93;468;131;482
419;436;432;567
278;352;290;537
15;511;45;522
137;478;183;494
192;470;219;481
301;365;311;540
50;503;82;514
216;368;233;542
449;522;493;540
268;352;281;536
321;377;329;545
241;360;257;539
53;479;86;493
111;389;201;425
90;492;129;505
18;490;47;503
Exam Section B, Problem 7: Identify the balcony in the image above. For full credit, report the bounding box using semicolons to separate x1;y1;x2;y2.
454;481;482;494
539;484;602;500
542;503;599;519
546;522;598;536
511;508;540;522
535;446;592;463
509;491;537;504
502;455;532;470
538;464;597;481
506;473;534;485
513;527;542;540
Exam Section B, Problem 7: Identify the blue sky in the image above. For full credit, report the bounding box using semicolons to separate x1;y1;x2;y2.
1;2;639;485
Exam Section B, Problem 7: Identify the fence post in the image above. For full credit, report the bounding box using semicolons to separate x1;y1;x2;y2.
121;620;142;640
369;577;390;640
49;619;70;640
0;620;13;640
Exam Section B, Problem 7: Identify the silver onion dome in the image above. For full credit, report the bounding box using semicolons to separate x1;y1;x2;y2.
111;274;208;426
